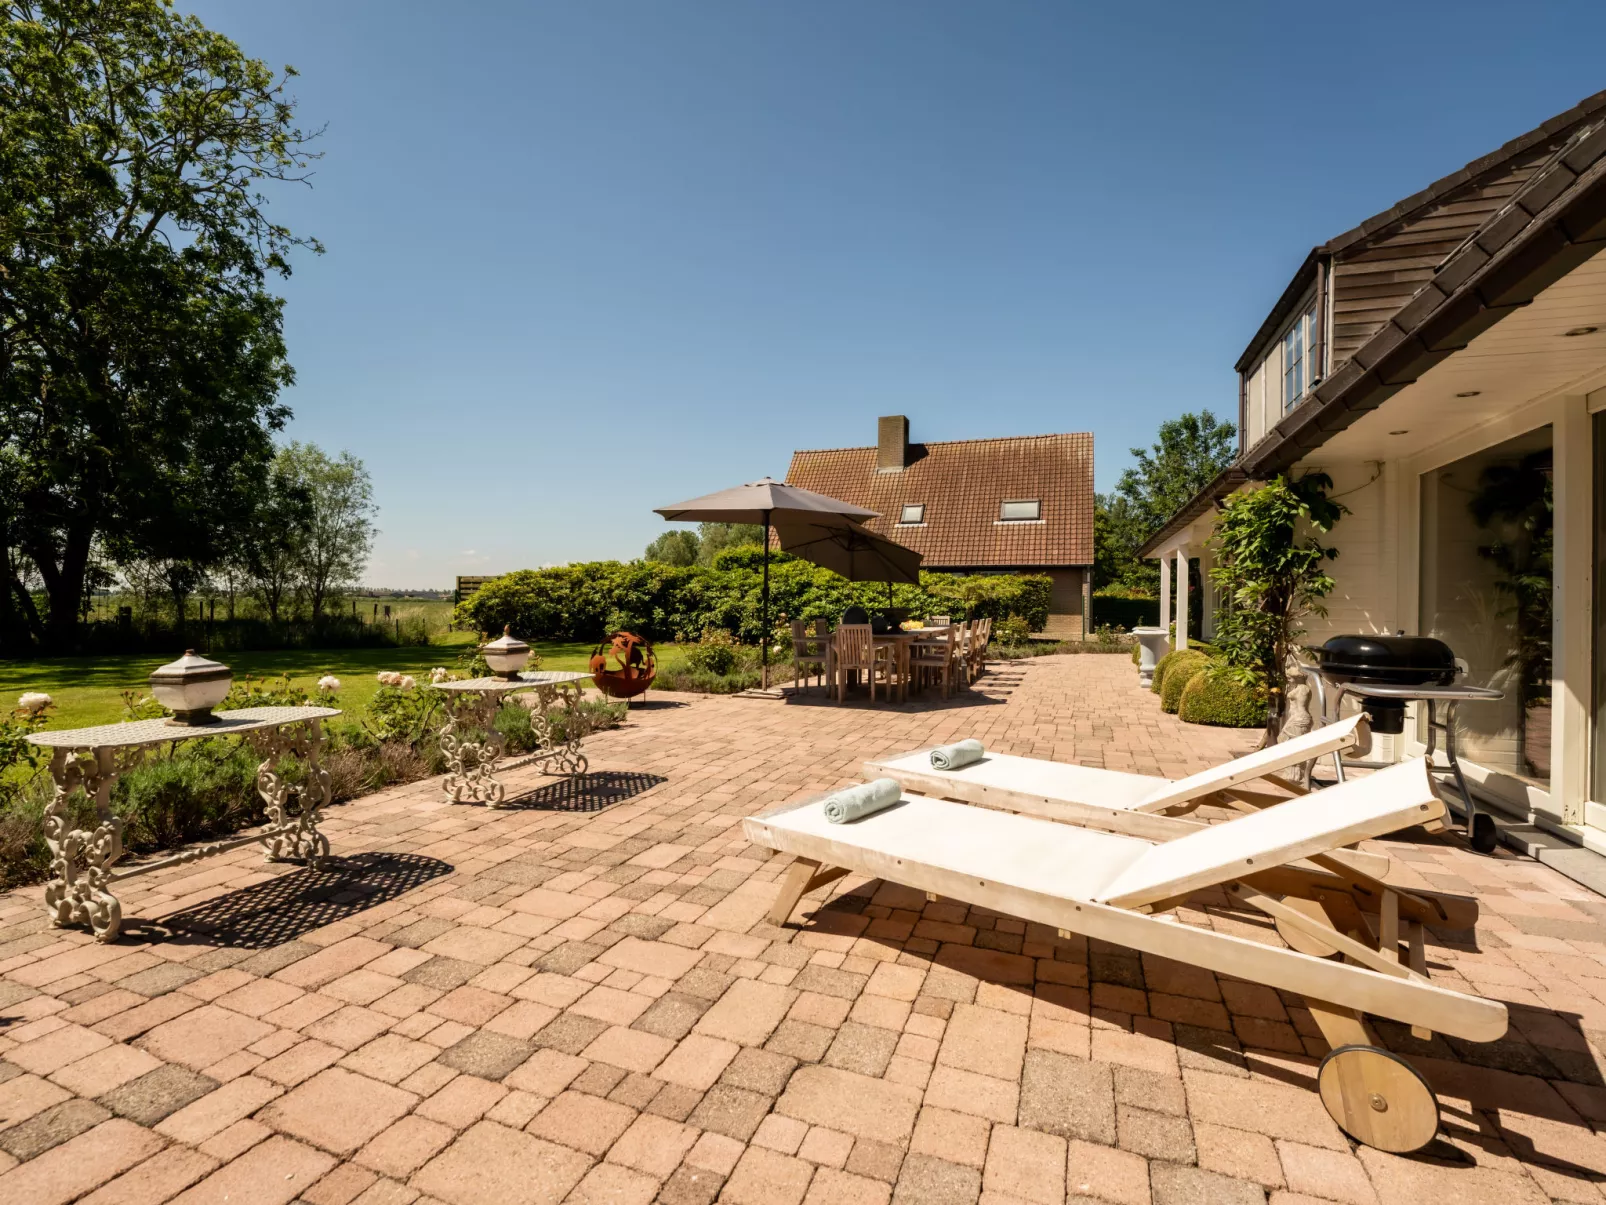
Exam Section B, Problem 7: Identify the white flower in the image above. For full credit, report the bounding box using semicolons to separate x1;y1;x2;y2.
399;675;416;691
317;675;341;692
430;667;451;683
17;692;52;714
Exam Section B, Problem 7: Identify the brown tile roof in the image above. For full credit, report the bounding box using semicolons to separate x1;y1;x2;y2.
784;433;1093;568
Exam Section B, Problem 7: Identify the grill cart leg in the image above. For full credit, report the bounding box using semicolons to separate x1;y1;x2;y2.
1436;700;1496;854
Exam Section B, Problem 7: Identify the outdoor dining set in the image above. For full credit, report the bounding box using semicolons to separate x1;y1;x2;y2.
789;613;992;703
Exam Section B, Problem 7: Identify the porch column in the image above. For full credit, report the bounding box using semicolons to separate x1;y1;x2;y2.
1175;548;1189;651
1552;396;1591;825
1158;554;1172;649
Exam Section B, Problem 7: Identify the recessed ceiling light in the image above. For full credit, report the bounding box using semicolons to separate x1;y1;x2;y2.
1563;326;1599;337
1455;390;1481;397
1389;430;1410;436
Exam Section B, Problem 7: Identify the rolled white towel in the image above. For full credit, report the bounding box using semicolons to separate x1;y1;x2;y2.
823;778;903;824
930;739;985;770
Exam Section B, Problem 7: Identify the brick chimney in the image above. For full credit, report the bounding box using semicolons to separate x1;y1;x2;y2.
876;415;910;472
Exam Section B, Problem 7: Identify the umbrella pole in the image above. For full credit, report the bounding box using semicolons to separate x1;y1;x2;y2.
761;509;771;689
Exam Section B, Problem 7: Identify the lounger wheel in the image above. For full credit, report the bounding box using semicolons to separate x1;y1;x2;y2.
1469;812;1498;855
1317;1044;1439;1153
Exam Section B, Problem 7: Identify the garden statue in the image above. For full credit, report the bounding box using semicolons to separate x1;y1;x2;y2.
590;631;657;703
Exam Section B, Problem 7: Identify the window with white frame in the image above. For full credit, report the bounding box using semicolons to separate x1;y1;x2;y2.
999;499;1041;522
1282;301;1319;411
898;503;925;524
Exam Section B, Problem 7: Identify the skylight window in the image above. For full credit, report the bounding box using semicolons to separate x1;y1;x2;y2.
898;503;925;524
999;500;1041;522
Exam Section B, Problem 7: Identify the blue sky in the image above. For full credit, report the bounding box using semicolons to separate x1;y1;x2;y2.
187;1;1606;588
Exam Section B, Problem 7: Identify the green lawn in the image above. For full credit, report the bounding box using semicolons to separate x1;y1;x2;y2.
2;637;692;730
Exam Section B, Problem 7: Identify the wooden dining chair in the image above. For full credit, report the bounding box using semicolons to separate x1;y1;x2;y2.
831;624;886;703
967;617;992;680
910;624;960;697
791;620;829;693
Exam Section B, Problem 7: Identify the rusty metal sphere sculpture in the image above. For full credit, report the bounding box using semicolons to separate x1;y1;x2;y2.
589;631;657;701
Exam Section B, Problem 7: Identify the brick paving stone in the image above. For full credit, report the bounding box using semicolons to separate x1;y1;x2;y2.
50;1044;164;1100
340;1033;440;1084
983;1124;1066;1205
8;1022;112;1074
1065;1138;1150;1205
607;1111;698;1177
688;1083;772;1141
354;1114;456;1178
412;1120;590;1205
154;1074;282;1145
567;1161;658;1205
721;1046;797;1096
258;1067;416;1155
98;1064;220;1127
435;1030;535;1080
803;1166;892;1205
1117;1104;1196;1162
911;1105;991;1169
723;1145;815;1205
695;978;796;1046
1194;1122;1284;1188
171;1133;336;1205
0;1069;71;1128
891;1153;981;1205
0;1097;112;1161
777;1065;921;1145
137;1003;274;1071
529;1088;635;1155
1149;1162;1267;1205
0;1118;164;1205
656;1033;740;1090
78;1144;218;1205
1276;1140;1377;1205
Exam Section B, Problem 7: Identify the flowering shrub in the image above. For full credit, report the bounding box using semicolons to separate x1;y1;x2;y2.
685;628;740;675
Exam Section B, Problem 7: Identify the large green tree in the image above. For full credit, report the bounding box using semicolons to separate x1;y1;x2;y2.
0;0;319;650
1094;410;1237;595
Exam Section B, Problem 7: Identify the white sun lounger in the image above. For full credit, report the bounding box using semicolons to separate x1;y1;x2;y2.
867;714;1368;841
747;757;1500;1154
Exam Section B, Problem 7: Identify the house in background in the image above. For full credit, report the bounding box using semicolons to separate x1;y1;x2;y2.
786;416;1094;638
1142;90;1606;851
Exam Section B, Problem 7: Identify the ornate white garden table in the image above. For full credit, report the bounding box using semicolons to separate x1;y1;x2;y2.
27;706;341;943
430;670;594;806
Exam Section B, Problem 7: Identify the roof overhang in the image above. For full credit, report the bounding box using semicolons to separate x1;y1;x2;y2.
1244;124;1606;478
1140;120;1606;556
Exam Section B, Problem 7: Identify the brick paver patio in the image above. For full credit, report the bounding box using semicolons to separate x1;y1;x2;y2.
3;653;1606;1205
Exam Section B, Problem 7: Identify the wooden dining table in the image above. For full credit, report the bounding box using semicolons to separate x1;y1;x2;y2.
868;624;956;703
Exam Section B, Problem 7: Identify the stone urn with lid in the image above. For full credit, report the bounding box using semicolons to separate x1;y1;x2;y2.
481;626;532;680
149;650;234;725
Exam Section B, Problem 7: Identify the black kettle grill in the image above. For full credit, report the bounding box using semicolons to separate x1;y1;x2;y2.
1309;634;1458;733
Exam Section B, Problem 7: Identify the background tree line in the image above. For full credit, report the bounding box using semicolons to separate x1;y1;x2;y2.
0;0;350;653
1093;410;1237;598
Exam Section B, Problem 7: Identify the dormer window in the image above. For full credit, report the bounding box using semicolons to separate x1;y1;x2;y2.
898;503;925;525
999;499;1041;522
1282;301;1319;410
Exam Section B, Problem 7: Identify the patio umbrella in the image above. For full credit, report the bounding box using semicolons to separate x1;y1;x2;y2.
773;519;921;585
654;478;880;685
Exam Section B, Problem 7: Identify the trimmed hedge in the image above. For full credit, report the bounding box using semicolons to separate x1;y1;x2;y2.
457;554;1052;644
1150;648;1187;695
1159;651;1209;713
1091;595;1159;631
1179;667;1267;728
